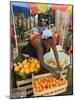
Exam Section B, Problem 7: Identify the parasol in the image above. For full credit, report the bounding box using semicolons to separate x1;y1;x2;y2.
67;6;72;14
29;3;39;14
51;4;68;12
11;2;30;15
37;3;48;13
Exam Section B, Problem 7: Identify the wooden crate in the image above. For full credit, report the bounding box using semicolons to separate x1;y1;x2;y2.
61;69;68;79
32;73;68;96
16;78;33;97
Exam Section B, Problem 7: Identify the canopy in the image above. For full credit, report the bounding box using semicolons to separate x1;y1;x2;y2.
11;2;30;15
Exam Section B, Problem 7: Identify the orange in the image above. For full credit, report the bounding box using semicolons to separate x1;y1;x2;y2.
30;59;34;63
28;58;31;62
18;63;23;69
52;78;57;81
49;83;54;88
34;68;38;72
35;83;40;88
39;86;43;91
61;80;65;85
24;68;30;74
22;59;28;65
30;63;35;68
14;66;19;72
30;67;34;73
36;63;40;69
19;68;25;74
47;83;50;88
52;81;56;86
55;83;59;87
34;59;38;64
13;63;17;67
24;64;29;68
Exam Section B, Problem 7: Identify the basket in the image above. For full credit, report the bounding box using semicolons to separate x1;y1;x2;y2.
32;73;68;96
14;55;40;79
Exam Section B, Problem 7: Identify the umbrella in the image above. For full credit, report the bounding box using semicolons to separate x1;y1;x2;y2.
48;4;52;8
51;4;68;12
37;3;48;13
29;3;39;14
11;2;30;15
67;6;72;14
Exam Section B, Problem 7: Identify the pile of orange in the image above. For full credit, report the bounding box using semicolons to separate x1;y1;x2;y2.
14;57;40;75
47;59;68;66
33;76;65;92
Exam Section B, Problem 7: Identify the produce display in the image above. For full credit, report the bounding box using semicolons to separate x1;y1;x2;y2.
33;76;66;92
14;57;40;75
47;59;68;66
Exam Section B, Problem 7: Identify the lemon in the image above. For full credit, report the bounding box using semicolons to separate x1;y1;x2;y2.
36;64;40;69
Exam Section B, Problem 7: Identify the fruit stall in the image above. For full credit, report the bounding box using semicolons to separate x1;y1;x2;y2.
10;2;73;98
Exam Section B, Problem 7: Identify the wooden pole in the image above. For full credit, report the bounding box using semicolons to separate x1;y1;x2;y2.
11;5;18;54
30;9;31;29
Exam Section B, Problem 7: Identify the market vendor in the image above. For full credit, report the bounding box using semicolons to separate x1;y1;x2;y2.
22;22;61;75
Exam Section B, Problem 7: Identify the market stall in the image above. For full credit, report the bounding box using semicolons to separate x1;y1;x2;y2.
10;2;73;98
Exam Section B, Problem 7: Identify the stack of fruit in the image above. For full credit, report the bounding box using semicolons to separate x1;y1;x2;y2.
14;57;40;75
47;59;68;66
33;76;66;92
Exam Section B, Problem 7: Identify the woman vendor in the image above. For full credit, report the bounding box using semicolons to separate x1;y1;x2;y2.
22;21;61;75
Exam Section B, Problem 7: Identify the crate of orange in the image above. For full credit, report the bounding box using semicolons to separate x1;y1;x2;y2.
32;73;68;96
14;57;40;79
